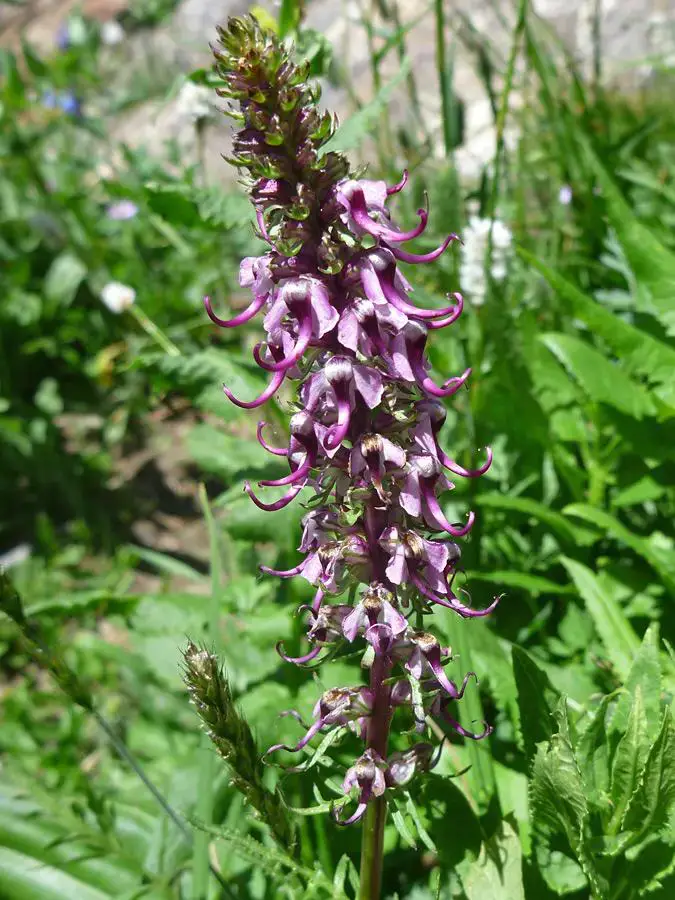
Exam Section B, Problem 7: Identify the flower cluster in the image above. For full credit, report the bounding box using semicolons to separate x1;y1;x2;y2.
208;16;497;825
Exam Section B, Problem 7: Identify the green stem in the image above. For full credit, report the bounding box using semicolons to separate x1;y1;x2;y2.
359;795;387;900
434;0;453;156
129;305;181;357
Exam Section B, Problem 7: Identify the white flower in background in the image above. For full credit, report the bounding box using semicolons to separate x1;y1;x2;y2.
106;200;139;220
101;20;125;47
558;185;573;206
101;282;136;314
459;216;513;307
176;81;216;126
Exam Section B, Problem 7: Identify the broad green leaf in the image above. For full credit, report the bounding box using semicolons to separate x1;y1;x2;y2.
470;624;519;732
520;248;675;409
127;545;206;583
530;702;604;897
561;557;640;680
0;848;110;900
625;825;675;897
476;493;597;545
216;486;302;544
468;569;576;598
332;854;358;898
563;505;675;595
512;646;559;765
535;846;587;896
187;424;284;480
541;333;656;419
438;610;495;807
612;475;666;509
417;775;482;869
623;709;675;840
576;694;614;810
321;58;412;154
457;820;525;900
43;253;87;308
611;624;663;740
609;688;650;833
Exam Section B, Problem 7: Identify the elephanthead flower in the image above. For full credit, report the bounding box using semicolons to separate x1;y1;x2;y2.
198;14;499;833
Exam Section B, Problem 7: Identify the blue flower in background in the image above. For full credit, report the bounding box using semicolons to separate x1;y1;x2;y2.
59;92;81;117
55;22;71;51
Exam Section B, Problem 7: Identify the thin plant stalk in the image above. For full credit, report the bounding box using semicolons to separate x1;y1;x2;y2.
192;484;225;899
434;0;454;157
129;304;181;356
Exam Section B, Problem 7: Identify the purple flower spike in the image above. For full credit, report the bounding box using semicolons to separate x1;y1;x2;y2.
204;293;267;328
209;15;501;826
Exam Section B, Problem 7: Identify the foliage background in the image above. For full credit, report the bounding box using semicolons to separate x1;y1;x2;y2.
1;1;675;898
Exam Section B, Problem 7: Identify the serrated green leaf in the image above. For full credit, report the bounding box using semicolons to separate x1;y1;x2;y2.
520;248;675;409
623;709;675;841
541;333;656;419
611;624;663;740
576;694;614;811
609;688;650;834
530;702;605;897
190;819;309;877
332;853;358;898
584;144;675;336
561;557;640;680
512;645;560;765
390;801;417;849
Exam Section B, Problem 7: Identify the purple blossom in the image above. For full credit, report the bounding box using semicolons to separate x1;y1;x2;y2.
208;16;499;830
336;749;388;825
